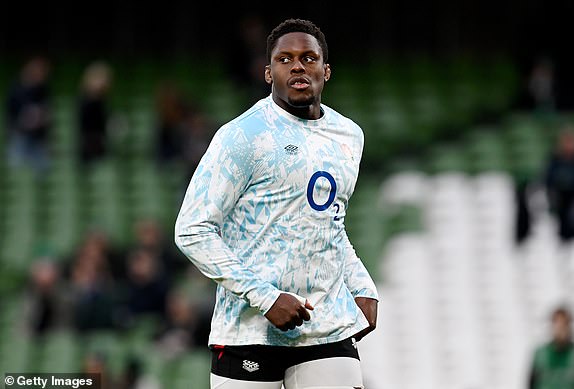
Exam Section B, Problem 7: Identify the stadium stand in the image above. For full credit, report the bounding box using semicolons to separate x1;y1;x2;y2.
2;54;572;388
359;113;574;389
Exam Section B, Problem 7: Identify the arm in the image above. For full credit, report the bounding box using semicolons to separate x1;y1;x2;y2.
174;126;280;314
528;348;541;389
341;231;378;300
341;124;379;340
341;231;379;341
174;126;311;330
528;367;537;389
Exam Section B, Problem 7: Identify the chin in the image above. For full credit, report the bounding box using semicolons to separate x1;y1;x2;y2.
288;95;315;107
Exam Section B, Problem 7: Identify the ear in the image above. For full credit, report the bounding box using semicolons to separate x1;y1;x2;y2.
324;63;331;82
265;65;273;85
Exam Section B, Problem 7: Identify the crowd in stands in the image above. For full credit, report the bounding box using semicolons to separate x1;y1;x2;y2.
3;46;574;387
2;18;272;365
4;56;219;176
2;56;221;388
23;217;215;348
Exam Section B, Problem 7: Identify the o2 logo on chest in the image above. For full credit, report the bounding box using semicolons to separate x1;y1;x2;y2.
306;171;341;220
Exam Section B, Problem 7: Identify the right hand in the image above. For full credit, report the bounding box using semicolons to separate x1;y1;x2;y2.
264;293;314;331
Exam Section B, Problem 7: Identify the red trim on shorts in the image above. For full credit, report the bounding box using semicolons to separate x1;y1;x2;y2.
212;344;225;359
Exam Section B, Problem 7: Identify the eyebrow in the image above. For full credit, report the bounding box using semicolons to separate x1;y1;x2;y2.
274;50;321;58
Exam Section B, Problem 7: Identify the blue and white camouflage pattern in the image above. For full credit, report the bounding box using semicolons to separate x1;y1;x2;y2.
175;95;378;347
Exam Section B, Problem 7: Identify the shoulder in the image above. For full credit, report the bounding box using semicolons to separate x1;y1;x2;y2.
323;104;363;135
208;98;276;159
533;342;555;362
322;103;364;143
222;97;271;132
215;97;274;143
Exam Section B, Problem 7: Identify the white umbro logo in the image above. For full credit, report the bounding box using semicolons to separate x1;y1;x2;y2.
242;360;260;373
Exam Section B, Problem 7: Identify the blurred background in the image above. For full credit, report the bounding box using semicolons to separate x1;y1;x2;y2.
1;1;573;388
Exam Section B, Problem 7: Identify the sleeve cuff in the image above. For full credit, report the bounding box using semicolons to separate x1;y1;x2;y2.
247;285;282;315
352;288;379;301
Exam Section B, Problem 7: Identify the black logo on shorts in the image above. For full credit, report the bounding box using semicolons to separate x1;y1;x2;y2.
284;144;299;155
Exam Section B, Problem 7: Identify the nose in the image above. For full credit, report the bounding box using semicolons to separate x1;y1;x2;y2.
291;58;305;73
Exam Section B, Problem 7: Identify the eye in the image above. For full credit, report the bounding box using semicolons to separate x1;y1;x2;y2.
278;57;291;64
304;56;317;63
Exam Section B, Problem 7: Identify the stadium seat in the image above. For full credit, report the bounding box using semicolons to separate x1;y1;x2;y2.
0;297;33;373
465;128;509;173
361;167;573;389
35;331;82;372
167;351;211;389
427;145;468;174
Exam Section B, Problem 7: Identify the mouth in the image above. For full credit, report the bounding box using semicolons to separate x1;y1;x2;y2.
289;77;310;90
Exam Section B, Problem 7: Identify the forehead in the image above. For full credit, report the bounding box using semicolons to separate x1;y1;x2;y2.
272;32;322;55
552;312;571;325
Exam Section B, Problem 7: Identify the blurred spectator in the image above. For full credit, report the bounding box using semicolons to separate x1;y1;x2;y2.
23;258;71;335
154;290;196;358
83;351;117;389
528;57;556;114
545;127;574;243
71;228;126;282
122;248;169;320
528;306;574;389
514;169;540;245
515;181;533;245
179;108;213;182
68;239;118;332
4;56;52;172
153;81;214;181
132;218;185;280
78;61;113;164
116;356;160;389
154;81;187;163
225;14;270;102
154;286;213;357
181;265;216;347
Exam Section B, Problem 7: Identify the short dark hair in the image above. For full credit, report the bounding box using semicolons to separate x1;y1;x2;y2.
266;19;328;63
552;306;572;322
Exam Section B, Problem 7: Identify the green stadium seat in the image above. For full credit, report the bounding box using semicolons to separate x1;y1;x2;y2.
0;334;32;373
82;160;129;244
168;351;211;389
346;176;387;278
84;330;145;378
465;128;509;173
1;167;38;271
427;144;468;174
0;296;33;372
36;331;82;372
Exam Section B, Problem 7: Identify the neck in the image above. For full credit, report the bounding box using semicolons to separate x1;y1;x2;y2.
291;105;322;120
272;94;322;120
553;338;572;348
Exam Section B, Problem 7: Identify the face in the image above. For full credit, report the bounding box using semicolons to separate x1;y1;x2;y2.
559;131;574;156
265;32;331;119
552;312;572;344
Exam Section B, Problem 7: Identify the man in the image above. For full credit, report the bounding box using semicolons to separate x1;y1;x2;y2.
5;56;52;173
175;18;378;388
529;306;574;389
545;127;574;243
